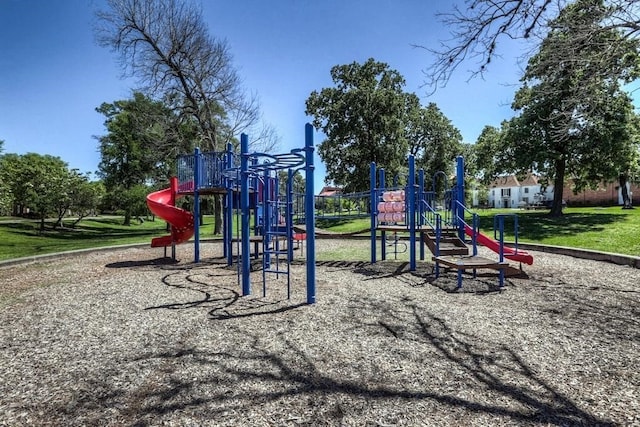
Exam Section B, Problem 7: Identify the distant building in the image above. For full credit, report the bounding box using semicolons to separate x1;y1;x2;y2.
487;174;637;208
488;174;553;208
318;186;342;197
561;181;637;206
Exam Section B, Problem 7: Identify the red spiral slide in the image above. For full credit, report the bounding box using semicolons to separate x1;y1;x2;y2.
464;224;534;265
146;177;194;248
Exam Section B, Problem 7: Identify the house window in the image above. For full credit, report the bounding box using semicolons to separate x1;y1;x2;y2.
501;188;511;197
524;188;529;193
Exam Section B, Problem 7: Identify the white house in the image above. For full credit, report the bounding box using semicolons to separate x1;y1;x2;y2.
487;174;554;208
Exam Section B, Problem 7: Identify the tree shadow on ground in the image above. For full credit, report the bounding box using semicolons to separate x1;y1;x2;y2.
351;261;525;294
39;258;633;426
0;221;162;240
61;299;615;426
139;263;306;320
105;258;180;268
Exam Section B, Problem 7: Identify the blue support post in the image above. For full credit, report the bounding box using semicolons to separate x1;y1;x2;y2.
456;156;465;241
498;215;505;288
225;143;233;265
252;157;259;237
408;155;416;271
472;214;479;256
241;134;251;296
304;124;316;304
287;168;294;262
263;166;271;268
418;169;425;261
379;168;386;261
194;147;201;263
370;162;377;264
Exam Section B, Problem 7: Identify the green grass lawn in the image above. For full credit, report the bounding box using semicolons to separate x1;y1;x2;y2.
314;207;640;257
472;207;640;255
0;217;169;261
0;207;638;261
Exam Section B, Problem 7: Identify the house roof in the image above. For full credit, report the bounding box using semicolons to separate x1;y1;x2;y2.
490;175;520;188
318;186;342;196
520;173;539;186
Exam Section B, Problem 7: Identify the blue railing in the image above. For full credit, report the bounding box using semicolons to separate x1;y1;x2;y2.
453;199;479;256
176;150;235;192
493;214;522;255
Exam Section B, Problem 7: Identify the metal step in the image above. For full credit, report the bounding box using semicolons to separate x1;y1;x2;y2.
421;231;469;256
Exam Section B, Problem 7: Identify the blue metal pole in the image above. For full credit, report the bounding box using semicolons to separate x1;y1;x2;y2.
304;124;316;304
498;215;505;288
370;162;377;264
252;157;259;237
408;155;416;271
456;156;465;241
194;147;201;263
380;168;386;261
418;168;425;261
241;134;251;296
225;143;233;265
263;166;271;269
287;168;294;262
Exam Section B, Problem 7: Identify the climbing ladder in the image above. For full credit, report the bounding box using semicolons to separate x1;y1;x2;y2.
260;171;291;299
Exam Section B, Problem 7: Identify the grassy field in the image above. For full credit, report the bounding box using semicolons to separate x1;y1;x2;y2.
476;207;640;255
0;206;638;261
315;206;640;256
0;216;224;261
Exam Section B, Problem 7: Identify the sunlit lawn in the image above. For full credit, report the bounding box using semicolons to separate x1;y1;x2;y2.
315;207;640;257
0;207;638;261
473;207;640;255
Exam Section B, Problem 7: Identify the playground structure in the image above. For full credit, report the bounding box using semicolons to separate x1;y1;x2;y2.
146;124;316;304
288;152;533;289
147;124;532;297
369;155;533;289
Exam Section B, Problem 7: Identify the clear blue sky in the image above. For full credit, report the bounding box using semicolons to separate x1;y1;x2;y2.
1;0;527;193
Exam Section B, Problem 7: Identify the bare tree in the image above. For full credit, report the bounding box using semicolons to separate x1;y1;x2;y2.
95;0;278;233
422;0;640;90
424;0;640;212
95;0;276;151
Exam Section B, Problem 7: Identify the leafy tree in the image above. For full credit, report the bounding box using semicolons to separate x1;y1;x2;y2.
504;0;640;215
119;184;151;222
306;58;414;192
96;93;189;225
277;170;305;196
7;153;72;232
52;169;79;228
0;153;21;215
406;102;463;182
97;92;193;186
472;125;505;185
0;140;10;215
69;176;106;227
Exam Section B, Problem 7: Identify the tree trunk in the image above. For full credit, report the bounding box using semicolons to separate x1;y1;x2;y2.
549;157;566;217
39;215;46;234
54;209;65;229
123;210;131;226
213;194;222;235
619;173;633;209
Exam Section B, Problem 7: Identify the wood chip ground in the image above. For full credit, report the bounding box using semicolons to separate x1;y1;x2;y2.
0;240;638;426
